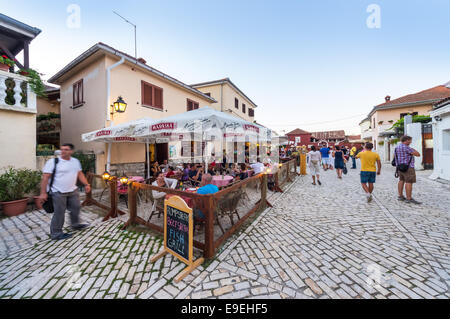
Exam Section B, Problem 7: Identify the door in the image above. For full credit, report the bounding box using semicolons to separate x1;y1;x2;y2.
156;143;169;164
422;123;433;170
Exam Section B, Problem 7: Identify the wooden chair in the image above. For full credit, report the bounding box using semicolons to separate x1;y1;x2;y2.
146;190;165;222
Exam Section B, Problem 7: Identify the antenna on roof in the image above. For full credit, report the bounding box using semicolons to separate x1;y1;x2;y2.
113;11;137;64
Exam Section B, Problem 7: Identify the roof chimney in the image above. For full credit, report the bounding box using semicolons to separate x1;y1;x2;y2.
385;95;391;102
137;57;147;64
445;81;450;89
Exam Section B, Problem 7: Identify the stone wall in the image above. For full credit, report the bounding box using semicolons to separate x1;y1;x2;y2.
110;162;145;178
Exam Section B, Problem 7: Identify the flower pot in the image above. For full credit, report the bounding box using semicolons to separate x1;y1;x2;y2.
19;71;29;76
33;196;43;210
1;198;29;217
0;63;10;72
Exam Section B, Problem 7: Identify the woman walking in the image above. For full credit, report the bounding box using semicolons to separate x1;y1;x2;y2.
333;146;346;179
307;146;322;185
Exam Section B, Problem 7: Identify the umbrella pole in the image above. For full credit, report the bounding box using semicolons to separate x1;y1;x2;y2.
106;142;112;172
146;142;150;179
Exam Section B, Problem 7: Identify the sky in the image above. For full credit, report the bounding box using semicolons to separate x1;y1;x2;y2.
2;0;449;135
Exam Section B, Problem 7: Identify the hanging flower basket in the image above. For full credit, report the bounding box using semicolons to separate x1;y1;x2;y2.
0;55;15;72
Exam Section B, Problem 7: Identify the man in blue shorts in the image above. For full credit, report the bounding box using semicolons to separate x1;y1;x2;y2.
356;143;381;203
319;143;330;171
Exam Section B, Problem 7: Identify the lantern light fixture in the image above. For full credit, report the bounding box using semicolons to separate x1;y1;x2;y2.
119;176;129;185
102;171;111;181
111;96;128;114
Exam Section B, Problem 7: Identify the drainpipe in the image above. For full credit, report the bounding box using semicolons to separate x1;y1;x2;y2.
105;55;125;172
220;83;224;112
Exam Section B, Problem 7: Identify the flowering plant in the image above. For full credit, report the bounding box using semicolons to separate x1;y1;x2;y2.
0;55;15;67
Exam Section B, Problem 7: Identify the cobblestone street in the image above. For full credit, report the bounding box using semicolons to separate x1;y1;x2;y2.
0;165;449;299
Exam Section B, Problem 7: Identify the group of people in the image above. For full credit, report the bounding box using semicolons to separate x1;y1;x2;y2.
306;136;421;204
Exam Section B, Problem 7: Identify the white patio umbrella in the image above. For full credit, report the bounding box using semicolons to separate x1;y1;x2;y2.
132;107;269;165
81;117;155;177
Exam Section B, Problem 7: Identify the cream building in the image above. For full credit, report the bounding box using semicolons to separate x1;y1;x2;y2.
0;14;41;172
366;84;450;162
191;78;257;122
48;43;220;176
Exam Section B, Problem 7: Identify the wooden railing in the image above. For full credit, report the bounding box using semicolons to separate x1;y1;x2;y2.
83;158;299;259
82;174;126;221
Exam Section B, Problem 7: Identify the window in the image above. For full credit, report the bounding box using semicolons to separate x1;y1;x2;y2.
242;104;246;114
400;112;418;119
204;92;211;97
141;81;163;110
235;98;239;109
249;108;254;117
72;79;83;107
187;99;199;112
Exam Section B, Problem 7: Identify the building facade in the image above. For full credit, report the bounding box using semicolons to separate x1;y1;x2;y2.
430;97;450;181
366;84;450;162
191;78;257;122
0;14;41;171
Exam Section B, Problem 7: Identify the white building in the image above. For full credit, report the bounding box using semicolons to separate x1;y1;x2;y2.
430;97;450;181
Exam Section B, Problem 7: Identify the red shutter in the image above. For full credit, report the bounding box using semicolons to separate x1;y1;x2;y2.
187;100;193;111
142;82;153;106
154;87;163;109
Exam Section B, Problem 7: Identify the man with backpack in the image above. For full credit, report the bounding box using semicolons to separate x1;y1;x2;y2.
39;144;91;240
394;136;421;204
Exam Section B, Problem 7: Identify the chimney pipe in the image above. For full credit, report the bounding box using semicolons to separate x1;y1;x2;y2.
385;96;391;102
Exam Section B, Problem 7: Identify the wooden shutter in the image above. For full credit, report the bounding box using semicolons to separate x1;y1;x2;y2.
154;87;163;109
242;104;246;114
235;98;239;109
187;100;193;111
142;81;153;106
249;108;254;117
72;79;83;106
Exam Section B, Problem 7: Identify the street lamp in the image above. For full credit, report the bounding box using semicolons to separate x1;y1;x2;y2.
112;96;127;114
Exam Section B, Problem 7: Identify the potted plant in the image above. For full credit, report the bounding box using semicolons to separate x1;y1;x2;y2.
29;171;43;209
16;68;47;98
0;168;38;217
0;55;15;72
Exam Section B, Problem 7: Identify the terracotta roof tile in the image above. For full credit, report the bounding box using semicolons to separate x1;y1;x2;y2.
375;85;450;109
287;128;310;135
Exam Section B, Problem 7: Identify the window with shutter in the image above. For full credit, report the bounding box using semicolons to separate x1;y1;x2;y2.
187;99;199;112
249;108;254;117
242;104;246;114
235;98;239;109
72;79;83;107
141;81;163;110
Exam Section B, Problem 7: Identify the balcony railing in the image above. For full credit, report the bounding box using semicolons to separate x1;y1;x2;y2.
361;129;373;139
0;70;36;113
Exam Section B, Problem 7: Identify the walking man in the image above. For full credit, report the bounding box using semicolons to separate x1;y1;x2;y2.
39;144;91;240
356;142;381;203
319;143;330;171
395;136;421;204
350;145;357;169
307;146;322;185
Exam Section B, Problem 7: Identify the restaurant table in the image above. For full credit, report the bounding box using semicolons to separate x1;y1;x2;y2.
211;175;234;187
130;176;145;183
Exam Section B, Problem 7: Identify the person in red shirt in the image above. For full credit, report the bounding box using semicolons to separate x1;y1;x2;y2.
165;166;175;178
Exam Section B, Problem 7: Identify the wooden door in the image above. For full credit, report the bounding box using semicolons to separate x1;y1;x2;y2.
422;124;433;170
157;143;169;164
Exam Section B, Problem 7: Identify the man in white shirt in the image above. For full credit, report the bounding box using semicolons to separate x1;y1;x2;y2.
151;172;178;214
39;144;91;240
250;162;265;175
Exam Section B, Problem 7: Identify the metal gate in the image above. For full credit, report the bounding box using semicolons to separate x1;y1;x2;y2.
422;123;433;170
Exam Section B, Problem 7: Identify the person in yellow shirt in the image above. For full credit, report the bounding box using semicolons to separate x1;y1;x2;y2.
350;145;357;169
356;142;381;203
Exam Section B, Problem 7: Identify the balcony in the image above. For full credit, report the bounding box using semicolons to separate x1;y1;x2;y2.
361;129;373;140
377;124;396;137
0;70;37;114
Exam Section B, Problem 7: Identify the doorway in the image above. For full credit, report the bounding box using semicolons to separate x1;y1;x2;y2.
156;143;169;164
422;124;433;170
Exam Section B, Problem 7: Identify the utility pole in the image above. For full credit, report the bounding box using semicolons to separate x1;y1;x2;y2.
113;11;137;62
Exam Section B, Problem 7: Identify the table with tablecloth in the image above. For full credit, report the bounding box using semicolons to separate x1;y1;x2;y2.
211;176;234;188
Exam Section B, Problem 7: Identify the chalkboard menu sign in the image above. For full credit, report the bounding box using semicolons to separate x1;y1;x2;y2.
166;204;190;262
150;195;204;283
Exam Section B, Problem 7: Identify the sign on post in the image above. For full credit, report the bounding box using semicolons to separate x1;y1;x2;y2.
150;196;204;283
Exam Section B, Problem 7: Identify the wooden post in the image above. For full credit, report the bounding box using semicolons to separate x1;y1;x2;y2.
128;182;137;225
81;173;94;207
103;177;118;221
204;195;215;259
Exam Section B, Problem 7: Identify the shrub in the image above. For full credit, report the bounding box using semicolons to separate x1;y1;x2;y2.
0;168;41;202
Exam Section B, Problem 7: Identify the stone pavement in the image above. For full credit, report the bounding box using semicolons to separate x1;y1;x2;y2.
0;164;449;299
